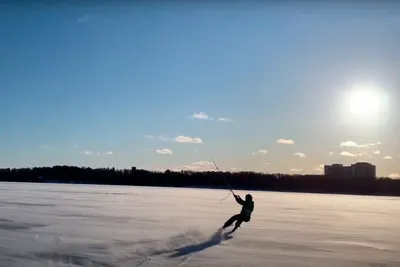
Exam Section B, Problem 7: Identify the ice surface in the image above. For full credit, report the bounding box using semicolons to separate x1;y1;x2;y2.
0;182;399;267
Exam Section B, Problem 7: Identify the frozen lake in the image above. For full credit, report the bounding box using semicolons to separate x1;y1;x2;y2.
0;182;399;267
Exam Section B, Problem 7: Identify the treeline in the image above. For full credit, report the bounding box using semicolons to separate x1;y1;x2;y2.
0;166;399;197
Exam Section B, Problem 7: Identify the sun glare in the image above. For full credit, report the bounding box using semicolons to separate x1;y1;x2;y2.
347;86;381;116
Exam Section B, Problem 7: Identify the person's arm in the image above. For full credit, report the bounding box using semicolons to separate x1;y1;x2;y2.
234;195;244;205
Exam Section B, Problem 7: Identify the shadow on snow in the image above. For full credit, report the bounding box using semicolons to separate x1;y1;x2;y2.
168;228;234;257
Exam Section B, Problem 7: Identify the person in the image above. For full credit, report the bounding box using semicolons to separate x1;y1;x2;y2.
222;193;254;232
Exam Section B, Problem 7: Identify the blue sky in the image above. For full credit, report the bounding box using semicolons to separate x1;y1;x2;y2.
1;2;399;177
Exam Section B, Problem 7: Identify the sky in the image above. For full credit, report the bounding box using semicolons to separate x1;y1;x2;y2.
1;1;400;177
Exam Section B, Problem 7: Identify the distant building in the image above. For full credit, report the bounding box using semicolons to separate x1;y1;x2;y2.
351;162;376;178
324;162;376;178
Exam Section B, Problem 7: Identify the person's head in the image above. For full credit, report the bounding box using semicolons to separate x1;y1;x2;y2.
245;194;253;201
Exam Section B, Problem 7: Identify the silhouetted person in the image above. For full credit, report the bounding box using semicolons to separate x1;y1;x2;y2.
222;194;254;232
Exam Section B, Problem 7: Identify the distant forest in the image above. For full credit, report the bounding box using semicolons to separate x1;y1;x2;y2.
1;166;399;197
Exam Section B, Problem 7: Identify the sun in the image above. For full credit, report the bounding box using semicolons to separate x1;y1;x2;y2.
347;86;381;116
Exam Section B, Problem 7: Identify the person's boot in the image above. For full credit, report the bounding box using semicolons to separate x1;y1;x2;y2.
222;221;230;229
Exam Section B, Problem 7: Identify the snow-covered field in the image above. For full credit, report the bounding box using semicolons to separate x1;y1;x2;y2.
0;182;399;267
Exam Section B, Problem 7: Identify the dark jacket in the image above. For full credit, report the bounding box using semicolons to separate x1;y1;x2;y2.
234;195;254;218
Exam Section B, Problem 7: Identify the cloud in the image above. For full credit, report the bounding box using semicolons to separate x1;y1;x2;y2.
181;165;198;170
74;144;80;149
253;149;268;155
316;167;324;172
373;150;380;155
77;15;88;23
156;149;173;155
82;150;113;156
158;135;169;141
293;152;306;158
340;141;382;148
367;142;382;146
190;112;231;122
290;168;302;173
265;162;270;165
340;151;358;157
191;112;209;120
192;161;213;166
174;136;202;144
174;160;216;172
328;151;334;155
340;141;366;148
144;135;170;141
277;139;294;145
383;156;392;160
389;173;400;179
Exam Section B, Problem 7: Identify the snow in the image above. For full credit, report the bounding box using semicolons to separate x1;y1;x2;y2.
0;182;399;267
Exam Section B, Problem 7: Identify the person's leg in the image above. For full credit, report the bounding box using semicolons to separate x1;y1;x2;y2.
232;217;244;232
222;214;241;229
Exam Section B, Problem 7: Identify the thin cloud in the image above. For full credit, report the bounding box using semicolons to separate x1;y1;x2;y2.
367;142;382;146
158;135;169;141
373;150;380;155
190;112;231;122
340;141;382;148
389;173;400;179
265;162;270;165
293;152;306;158
181;165;198;170
277;139;294;145
83;150;113;156
77;15;88;23
192;161;213;166
316;167;324;172
145;135;170;141
328;151;334;155
340;151;358;157
191;112;209;120
253;149;268;155
174;136;202;144
340;141;366;148
175;161;216;172
156;149;173;155
40;145;52;149
383;156;392;160
290;168;302;173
